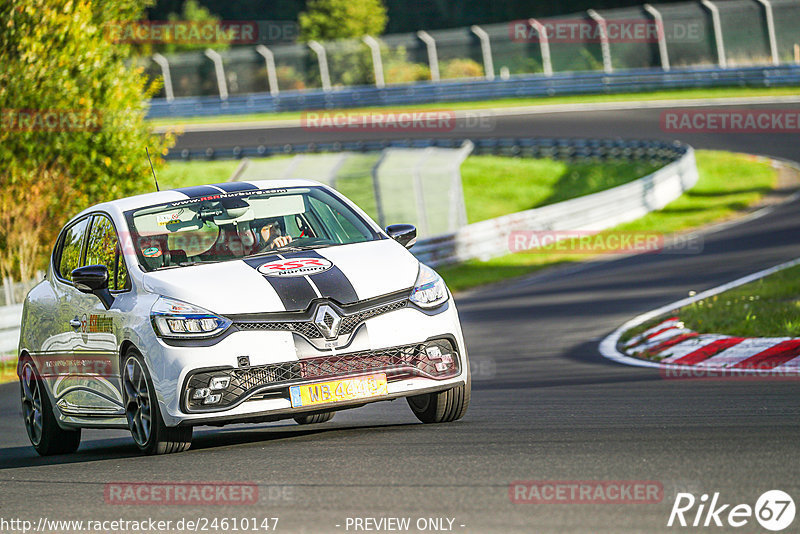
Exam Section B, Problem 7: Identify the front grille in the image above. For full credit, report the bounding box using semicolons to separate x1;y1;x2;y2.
235;362;302;390
338;300;407;335
236;320;323;339
233;299;408;339
184;338;459;412
303;347;413;379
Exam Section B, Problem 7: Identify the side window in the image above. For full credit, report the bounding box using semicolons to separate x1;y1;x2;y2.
85;215;129;291
329;209;362;239
57;218;90;282
308;197;365;244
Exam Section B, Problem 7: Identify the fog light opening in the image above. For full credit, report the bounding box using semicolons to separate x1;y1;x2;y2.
192;388;211;400
204;393;223;405
209;376;230;390
425;346;443;359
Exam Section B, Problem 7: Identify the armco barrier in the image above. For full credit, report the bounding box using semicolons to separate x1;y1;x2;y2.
167;136;686;162
0;304;23;356
148;65;800;119
413;145;697;266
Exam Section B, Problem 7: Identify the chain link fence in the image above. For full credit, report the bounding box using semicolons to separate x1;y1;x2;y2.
143;0;800;100
231;142;472;238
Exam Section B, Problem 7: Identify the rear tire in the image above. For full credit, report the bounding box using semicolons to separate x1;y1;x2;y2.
294;411;335;425
122;348;192;455
407;376;471;424
19;358;81;456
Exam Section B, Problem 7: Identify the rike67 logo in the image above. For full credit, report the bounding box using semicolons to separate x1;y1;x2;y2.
668;490;795;531
257;257;333;278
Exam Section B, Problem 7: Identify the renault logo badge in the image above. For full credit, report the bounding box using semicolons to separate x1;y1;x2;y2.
314;305;342;340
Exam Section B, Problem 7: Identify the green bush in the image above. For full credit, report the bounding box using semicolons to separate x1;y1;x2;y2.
385;61;432;83
0;0;174;281
441;58;484;79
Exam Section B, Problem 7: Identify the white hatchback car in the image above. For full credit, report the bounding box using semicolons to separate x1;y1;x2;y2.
18;180;470;455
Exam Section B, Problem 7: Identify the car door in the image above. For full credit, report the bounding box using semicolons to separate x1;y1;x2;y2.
69;213;131;416
44;215;103;415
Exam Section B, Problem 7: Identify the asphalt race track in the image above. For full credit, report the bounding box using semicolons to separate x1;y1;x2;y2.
1;102;799;533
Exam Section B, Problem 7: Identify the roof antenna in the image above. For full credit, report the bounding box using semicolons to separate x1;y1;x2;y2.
146;147;160;192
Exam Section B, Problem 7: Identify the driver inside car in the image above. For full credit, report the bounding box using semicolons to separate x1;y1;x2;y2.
252;220;293;252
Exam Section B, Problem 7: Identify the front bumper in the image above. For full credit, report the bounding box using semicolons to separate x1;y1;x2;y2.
183;336;461;413
150;301;469;427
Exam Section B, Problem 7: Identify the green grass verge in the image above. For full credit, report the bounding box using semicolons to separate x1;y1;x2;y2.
149;86;800;127
158;159;244;189
439;150;778;291
461;157;660;223
676;265;800;337
1;358;16;385
619;263;800;348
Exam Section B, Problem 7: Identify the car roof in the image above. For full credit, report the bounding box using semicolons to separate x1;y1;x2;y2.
73;179;326;220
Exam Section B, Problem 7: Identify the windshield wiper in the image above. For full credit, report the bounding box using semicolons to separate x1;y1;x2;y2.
279;244;332;251
177;259;221;267
245;243;334;258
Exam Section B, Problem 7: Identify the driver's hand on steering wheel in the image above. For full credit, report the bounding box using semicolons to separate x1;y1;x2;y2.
259;223;293;250
270;235;293;249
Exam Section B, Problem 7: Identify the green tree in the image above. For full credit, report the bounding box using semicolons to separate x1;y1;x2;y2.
163;0;229;54
299;0;388;42
0;0;174;281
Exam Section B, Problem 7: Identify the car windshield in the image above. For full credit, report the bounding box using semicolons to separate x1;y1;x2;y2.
126;186;380;272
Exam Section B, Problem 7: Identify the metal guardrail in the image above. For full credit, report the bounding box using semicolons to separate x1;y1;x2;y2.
148;64;800;119
412;144;698;266
1;273;44;306
0;304;23;356
167;135;686;162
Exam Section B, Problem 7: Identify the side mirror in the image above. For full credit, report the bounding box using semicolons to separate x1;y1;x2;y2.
72;265;114;310
385;224;417;249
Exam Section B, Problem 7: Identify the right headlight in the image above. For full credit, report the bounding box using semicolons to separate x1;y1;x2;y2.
409;264;449;309
151;296;232;339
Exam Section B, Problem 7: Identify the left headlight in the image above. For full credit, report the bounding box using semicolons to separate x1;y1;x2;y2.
151;296;232;339
409;263;449;309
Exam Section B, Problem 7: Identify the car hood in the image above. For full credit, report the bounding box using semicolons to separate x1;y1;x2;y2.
141;239;419;314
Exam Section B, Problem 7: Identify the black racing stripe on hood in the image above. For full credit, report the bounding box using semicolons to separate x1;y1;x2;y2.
243;255;318;312
172;185;224;198
215;181;258;192
287;250;359;305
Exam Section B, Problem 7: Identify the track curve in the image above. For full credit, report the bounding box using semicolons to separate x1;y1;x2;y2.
1;101;799;533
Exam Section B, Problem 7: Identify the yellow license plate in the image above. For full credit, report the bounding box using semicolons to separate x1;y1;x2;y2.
290;373;388;408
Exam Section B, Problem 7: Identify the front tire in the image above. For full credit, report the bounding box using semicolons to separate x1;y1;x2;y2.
407;377;471;424
122;349;191;455
19;358;81;456
294;411;335;425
